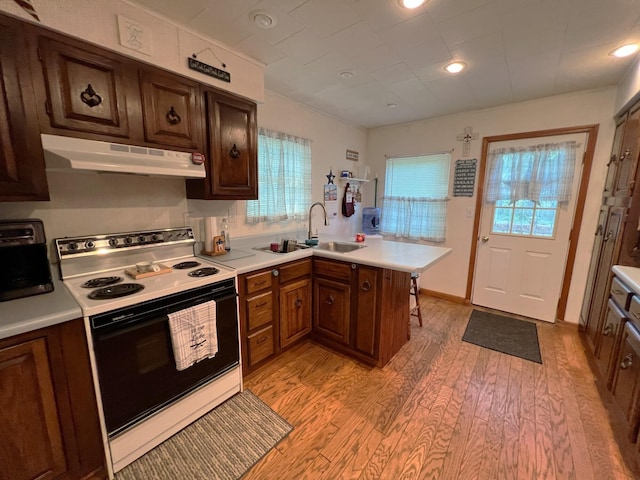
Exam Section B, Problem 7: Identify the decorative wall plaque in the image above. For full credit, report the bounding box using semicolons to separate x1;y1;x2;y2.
453;158;477;197
188;57;231;83
346;149;359;161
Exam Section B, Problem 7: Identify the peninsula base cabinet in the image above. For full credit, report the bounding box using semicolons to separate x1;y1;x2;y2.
312;258;410;367
0;318;107;480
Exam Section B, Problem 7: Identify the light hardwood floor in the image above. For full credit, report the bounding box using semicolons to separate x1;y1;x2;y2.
244;295;636;480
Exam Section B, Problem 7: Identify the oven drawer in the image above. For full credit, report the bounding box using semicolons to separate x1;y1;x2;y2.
248;325;274;367
246;291;273;331
245;270;273;294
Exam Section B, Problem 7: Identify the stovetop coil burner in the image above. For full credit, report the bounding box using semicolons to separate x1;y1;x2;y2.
172;261;201;270
188;267;219;277
81;276;123;289
88;283;145;300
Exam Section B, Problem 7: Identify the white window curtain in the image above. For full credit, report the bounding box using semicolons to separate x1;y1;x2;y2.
246;128;312;224
485;141;578;204
380;154;450;243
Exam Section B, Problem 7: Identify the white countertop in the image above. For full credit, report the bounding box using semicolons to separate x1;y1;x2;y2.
613;265;640;295
202;235;452;275
0;276;83;340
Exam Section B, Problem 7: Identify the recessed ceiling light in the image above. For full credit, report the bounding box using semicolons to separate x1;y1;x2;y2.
444;61;467;74
339;70;354;79
398;0;426;8
250;10;277;29
610;44;639;58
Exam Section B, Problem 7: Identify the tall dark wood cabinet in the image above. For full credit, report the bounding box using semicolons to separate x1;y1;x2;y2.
0;15;49;201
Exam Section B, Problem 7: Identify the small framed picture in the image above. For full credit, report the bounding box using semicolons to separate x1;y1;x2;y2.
346;150;359;161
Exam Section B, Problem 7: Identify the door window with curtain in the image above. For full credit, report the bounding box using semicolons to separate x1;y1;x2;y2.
485;141;578;238
246;127;312;223
380;153;451;242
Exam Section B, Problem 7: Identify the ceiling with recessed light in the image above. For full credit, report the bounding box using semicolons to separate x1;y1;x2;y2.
130;0;640;129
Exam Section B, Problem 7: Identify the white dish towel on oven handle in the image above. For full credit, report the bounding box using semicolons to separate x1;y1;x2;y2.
168;300;218;371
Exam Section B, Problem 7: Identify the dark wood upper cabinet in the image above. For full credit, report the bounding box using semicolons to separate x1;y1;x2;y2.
37;36;132;138
614;105;640;198
187;89;257;200
139;69;202;150
0;16;49;201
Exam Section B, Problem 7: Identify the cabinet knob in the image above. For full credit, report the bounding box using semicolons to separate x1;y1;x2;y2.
80;83;102;108
166;106;181;125
620;353;633;370
361;280;371;292
326;295;335;305
351;263;357;270
230;144;241;158
272;269;279;277
295;298;303;308
603;324;613;336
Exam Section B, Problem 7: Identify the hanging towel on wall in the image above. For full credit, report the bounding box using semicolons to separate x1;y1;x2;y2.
168;300;218;371
342;182;355;217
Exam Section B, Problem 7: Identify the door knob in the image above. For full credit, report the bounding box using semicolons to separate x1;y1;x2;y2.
481;236;489;243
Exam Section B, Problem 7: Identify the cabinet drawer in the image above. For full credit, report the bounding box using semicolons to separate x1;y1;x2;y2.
247;326;274;367
611;322;640;438
246;292;273;331
629;296;640;328
314;258;352;282
611;277;633;311
279;259;311;283
245;270;273;294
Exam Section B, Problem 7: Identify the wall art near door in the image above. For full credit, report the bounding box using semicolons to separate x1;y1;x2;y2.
453;158;477;197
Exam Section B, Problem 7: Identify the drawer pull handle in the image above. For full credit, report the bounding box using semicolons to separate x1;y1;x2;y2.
166;106;181;125
603;324;613;336
361;280;371;292
295;298;303;308
621;354;633;370
612;289;624;295
326;295;335;305
230;143;241;158
80;83;102;107
256;337;268;345
633;312;640;320
255;302;267;308
254;280;267;286
604;230;613;242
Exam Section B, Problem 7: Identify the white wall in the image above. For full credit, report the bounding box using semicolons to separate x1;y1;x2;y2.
367;87;618;324
187;90;369;241
616;56;640;114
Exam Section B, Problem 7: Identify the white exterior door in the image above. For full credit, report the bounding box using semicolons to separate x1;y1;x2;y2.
472;134;586;322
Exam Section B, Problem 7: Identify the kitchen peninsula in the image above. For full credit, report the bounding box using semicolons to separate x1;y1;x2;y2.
206;235;451;374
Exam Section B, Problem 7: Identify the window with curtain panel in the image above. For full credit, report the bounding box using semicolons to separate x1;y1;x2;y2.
246;128;312;224
380;153;451;242
484;141;578;237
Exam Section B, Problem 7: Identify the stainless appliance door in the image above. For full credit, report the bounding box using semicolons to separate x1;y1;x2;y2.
90;279;239;435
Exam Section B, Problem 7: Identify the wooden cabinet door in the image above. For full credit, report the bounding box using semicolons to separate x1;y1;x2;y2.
204;89;257;199
280;278;312;349
354;265;379;357
612;322;640;440
314;277;351;345
580;205;609;330
603;115;628;197
614;105;640;197
139;69;202;149
0;337;68;480
586;206;626;354
597;299;625;385
37;35;131;138
0;16;49;201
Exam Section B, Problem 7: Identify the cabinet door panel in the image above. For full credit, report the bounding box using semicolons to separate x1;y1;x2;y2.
603;116;627;196
614;106;640;197
0;338;67;480
314;278;350;345
580;205;609;329
38;36;130;137
355;266;378;356
140;70;201;149
280;278;312;349
612;322;640;440
0;17;49;201
205;90;257;199
597;299;624;384
586;206;625;354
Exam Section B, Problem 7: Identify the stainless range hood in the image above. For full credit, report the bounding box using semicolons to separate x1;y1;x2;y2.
41;134;206;178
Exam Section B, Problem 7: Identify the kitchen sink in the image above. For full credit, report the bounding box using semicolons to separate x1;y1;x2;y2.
253;244;311;254
316;241;367;253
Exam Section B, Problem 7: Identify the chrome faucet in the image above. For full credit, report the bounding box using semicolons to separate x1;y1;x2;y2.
308;201;328;239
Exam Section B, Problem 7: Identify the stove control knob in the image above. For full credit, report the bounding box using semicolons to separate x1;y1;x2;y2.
85;240;95;249
68;242;78;251
108;238;118;247
124;237;133;245
138;235;146;243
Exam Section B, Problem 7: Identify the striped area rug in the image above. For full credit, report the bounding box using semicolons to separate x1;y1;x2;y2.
116;390;292;480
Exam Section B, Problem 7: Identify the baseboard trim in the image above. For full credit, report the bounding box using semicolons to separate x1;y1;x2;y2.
421;289;468;304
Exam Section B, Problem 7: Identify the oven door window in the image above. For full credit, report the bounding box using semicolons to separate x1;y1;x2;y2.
93;293;239;435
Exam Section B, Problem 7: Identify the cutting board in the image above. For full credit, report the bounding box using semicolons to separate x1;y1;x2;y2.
124;263;172;279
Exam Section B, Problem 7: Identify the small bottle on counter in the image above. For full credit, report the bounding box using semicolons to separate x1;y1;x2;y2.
221;218;231;251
